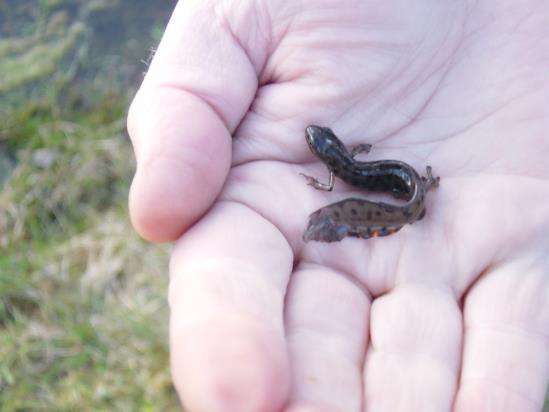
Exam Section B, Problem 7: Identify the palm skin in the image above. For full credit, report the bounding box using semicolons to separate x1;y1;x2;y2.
127;1;548;411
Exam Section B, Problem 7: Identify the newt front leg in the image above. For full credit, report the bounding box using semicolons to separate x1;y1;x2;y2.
300;171;335;191
350;143;372;158
300;143;372;191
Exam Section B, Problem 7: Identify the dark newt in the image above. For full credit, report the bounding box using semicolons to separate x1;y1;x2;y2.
301;125;439;242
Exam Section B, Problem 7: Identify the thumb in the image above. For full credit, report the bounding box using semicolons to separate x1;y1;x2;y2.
127;0;266;241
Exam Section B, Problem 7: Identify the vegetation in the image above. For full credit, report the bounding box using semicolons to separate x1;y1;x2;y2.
0;0;180;410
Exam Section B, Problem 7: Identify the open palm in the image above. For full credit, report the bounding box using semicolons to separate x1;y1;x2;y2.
127;1;548;411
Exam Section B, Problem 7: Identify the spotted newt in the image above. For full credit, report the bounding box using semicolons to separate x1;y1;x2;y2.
301;125;439;242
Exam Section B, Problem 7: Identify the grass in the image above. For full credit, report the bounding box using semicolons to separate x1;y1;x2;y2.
0;0;180;410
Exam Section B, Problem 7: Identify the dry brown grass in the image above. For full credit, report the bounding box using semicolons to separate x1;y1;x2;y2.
0;1;180;409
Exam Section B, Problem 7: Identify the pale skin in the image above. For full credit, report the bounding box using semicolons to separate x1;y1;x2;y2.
127;1;548;411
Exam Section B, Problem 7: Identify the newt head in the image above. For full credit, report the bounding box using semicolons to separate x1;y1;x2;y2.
305;125;350;167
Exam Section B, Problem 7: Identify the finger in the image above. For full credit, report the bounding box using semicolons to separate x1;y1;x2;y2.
454;254;548;412
284;264;370;412
127;0;264;241
364;284;462;412
169;201;292;411
284;402;343;412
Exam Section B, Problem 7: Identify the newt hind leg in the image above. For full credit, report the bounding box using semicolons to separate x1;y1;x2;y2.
422;166;440;191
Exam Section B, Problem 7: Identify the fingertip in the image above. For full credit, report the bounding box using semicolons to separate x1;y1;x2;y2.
171;317;290;412
129;164;190;242
284;402;343;412
127;89;232;242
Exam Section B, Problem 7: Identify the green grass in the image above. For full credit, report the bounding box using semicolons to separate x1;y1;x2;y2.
0;0;180;410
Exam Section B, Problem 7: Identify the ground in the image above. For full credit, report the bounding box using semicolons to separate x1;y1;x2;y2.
0;0;181;410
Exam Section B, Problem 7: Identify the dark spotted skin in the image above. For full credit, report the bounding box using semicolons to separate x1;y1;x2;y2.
302;125;418;200
301;125;440;242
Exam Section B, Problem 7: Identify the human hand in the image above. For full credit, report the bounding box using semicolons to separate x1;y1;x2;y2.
127;1;548;411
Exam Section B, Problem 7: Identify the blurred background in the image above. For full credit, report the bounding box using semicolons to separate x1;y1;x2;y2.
0;0;181;409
